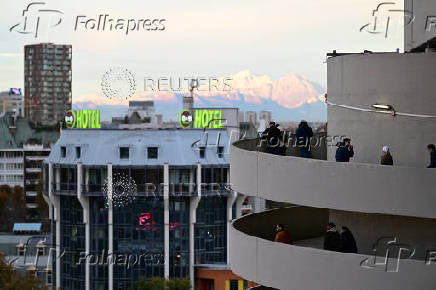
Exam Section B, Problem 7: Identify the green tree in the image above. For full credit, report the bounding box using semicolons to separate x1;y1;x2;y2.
136;277;191;290
0;253;47;290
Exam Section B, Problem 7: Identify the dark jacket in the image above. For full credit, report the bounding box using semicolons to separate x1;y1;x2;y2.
428;151;436;168
335;145;354;162
266;126;281;147
274;230;293;244
339;231;358;253
380;153;393;165
324;230;340;251
296;122;313;150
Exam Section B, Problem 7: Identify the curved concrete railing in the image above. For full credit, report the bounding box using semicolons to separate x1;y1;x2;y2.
230;139;436;219
230;208;436;290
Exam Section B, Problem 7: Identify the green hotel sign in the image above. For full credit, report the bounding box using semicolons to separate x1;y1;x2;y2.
179;109;224;129
65;110;101;129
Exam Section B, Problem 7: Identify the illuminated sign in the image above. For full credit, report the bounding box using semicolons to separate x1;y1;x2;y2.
179;110;192;128
179;109;224;129
9;88;22;95
65;110;101;129
136;212;180;231
194;109;224;129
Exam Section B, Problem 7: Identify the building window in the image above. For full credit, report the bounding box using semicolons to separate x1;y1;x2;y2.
61;146;66;158
147;147;158;159
46;269;52;285
217;146;224;158
119;147;129;159
75;147;81;158
199;147;205;159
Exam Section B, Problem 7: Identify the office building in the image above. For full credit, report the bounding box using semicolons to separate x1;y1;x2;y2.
244;111;257;127
42;128;254;290
0;112;59;216
228;1;436;289
258;111;271;126
24;43;72;125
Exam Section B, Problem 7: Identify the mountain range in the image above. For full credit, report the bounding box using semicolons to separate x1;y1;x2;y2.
73;70;327;122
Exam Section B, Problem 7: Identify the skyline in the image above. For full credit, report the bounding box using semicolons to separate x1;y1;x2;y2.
1;0;404;120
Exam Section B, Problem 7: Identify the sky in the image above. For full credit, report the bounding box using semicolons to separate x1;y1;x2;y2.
0;0;404;103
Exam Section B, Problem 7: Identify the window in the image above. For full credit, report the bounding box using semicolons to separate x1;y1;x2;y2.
217;146;224;158
76;147;81;159
200;147;205;159
147;147;158;159
61;146;66;158
46;269;52;285
120;147;129;159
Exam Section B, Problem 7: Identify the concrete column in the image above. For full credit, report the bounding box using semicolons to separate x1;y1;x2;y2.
42;194;52;220
189;163;202;286
107;163;113;290
226;191;237;264
164;163;170;279
77;163;90;290
55;166;60;192
48;163;61;290
85;167;89;193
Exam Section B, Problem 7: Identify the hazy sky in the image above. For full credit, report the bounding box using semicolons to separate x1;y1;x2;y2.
0;0;404;100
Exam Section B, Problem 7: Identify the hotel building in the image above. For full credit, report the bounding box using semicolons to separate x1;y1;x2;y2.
42;128;254;290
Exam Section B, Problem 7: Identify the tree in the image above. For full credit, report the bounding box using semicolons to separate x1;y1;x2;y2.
0;185;27;231
136;277;191;290
0;253;47;290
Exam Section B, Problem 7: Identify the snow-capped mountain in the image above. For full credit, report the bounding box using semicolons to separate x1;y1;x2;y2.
73;70;326;122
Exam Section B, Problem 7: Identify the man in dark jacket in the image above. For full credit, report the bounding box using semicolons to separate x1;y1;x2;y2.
323;222;340;251
296;120;313;158
335;138;354;162
339;226;358;253
262;122;281;155
427;144;436;168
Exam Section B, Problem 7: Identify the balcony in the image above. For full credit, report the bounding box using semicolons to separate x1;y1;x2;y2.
230;138;436;219
26;167;42;173
230;207;436;290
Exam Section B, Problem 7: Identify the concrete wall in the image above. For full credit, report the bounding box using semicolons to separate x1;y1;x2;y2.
231;143;436;219
405;0;436;51
230;211;436;290
327;52;436;167
234;132;327;160
330;209;436;260
233;206;327;242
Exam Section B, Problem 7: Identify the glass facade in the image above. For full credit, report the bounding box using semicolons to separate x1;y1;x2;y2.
90;197;108;290
48;166;231;289
195;196;227;264
113;197;164;289
169;197;190;278
60;196;85;289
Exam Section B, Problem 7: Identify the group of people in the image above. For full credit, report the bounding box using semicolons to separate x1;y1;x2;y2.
262;120;314;157
323;222;357;253
335;139;436;168
273;222;357;254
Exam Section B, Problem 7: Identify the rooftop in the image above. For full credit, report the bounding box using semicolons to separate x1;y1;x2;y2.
46;128;231;166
